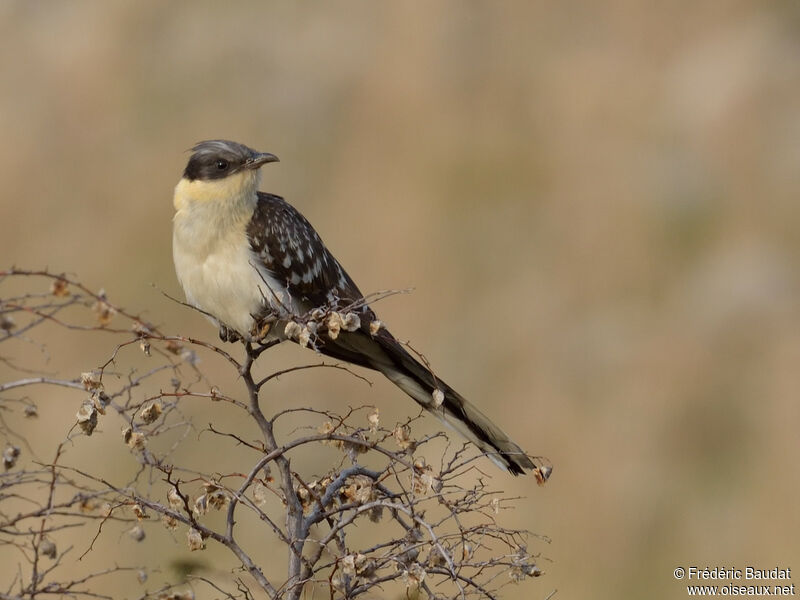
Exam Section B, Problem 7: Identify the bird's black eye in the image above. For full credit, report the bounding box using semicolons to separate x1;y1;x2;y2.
215;159;228;170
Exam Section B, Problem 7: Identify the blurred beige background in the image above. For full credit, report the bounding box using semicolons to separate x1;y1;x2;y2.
2;1;800;598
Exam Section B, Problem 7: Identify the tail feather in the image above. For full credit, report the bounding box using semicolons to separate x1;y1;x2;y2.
315;328;535;475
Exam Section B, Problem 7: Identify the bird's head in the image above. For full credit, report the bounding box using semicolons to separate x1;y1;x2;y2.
175;140;279;208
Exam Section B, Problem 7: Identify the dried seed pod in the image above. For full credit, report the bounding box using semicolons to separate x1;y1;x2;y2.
357;556;377;579
132;320;151;335
509;547;541;581
402;563;426;588
341;475;375;505
411;468;437;496
393;425;415;450
284;320;302;339
93;290;116;326
40;539;57;559
80;371;103;391
180;349;199;365
50;277;70;297
122;427;146;450
462;542;473;560
341;553;368;576
342;431;368;459
427;546;447;568
132;504;148;520
193;494;208;516
187;528;205;551
431;388;444;408
128;525;146;542
79;497;97;513
253;482;269;506
91;391;110;414
204;483;228;510
3;445;21;470
368;504;384;523
331;572;345;591
342;312;361;332
0;314;15;331
317;421;344;449
326;312;342;340
410;562;427;585
168;488;183;510
140;402;162;424
76;401;98;435
317;477;333;498
369;320;383;336
129;431;146;449
341;554;356;576
295;485;310;510
165;340;183;355
367;407;380;433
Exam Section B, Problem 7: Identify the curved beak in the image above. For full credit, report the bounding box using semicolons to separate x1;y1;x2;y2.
244;152;279;169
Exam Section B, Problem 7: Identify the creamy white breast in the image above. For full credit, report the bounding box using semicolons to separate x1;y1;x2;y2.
172;173;293;339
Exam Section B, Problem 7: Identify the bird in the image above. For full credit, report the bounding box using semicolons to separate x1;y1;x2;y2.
172;140;535;475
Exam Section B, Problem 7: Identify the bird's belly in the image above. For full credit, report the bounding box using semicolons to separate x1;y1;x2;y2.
173;236;287;339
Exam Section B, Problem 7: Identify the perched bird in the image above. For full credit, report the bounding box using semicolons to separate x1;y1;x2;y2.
172;140;535;475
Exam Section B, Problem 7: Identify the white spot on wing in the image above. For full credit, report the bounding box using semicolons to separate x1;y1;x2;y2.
283;255;292;268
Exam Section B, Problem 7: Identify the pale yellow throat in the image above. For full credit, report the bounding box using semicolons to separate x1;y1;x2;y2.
172;169;260;212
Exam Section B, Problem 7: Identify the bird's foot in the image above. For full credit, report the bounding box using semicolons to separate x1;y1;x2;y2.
249;315;277;342
218;324;242;343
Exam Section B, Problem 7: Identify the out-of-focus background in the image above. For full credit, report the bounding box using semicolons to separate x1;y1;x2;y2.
2;1;799;598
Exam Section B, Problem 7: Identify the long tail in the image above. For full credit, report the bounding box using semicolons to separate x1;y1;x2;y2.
314;327;535;475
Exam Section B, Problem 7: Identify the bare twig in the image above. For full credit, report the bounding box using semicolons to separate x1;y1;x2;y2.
0;268;548;599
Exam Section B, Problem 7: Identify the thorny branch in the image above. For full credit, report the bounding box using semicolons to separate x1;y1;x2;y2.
0;268;552;599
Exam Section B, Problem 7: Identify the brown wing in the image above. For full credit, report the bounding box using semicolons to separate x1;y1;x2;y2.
247;192;367;312
246;195;532;474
